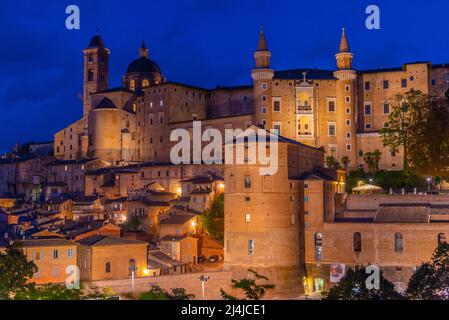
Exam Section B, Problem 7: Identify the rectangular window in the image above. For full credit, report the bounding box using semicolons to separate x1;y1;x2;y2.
329;145;337;158
401;79;407;88
383;103;390;114
273;98;281;112
345;85;351;92
346;132;351;139
327;99;336;112
67;249;73;258
364;81;371;91
262;107;267;114
431;79;436;86
248;240;255;255
364;103;372;115
346;119;351;126
345;96;350;104
245;213;251;223
261;83;267;90
53;250;59;259
365;123;372;130
346;144;352;151
273;122;281;135
34;251;40;260
383;80;389;89
328;123;336;136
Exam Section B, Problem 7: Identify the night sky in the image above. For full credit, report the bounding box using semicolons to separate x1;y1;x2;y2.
1;0;448;153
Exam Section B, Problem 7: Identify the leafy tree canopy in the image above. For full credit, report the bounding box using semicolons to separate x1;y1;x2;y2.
221;269;275;300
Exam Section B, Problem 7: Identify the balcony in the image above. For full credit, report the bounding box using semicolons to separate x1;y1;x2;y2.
297;105;313;114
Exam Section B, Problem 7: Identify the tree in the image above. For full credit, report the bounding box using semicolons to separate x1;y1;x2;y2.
341;156;350;171
15;284;82;300
407;97;449;176
406;243;449;300
405;262;439;300
81;284;116;300
326;266;402;300
201;193;224;241
380;91;416;173
0;245;37;299
139;285;194;300
325;156;341;170
220;269;275;300
380;90;449;175
363;150;382;173
121;215;142;232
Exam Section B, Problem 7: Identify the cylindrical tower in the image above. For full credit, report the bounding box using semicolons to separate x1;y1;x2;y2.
89;97;121;164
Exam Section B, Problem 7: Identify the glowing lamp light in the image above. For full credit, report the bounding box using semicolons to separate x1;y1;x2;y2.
143;269;150;276
218;183;225;190
176;187;182;195
191;221;197;228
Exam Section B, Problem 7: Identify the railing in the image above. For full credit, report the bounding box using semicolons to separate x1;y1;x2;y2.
297;105;313;113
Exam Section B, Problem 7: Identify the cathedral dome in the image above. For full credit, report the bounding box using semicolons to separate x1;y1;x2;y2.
88;35;105;48
126;56;162;75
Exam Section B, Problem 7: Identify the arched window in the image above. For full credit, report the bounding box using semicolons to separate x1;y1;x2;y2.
438;233;447;245
87;70;94;82
129;80;136;92
395;233;403;253
105;262;111;273
314;233;323;261
142;79;150;88
353;232;362;253
132;103;137;113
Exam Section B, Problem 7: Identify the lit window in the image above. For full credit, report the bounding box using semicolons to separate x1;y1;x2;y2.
142;79;150;88
245;213;251;223
133;103;137;113
129;80;136;91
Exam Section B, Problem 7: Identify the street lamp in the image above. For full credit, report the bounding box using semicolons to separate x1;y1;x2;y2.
199;275;210;300
427;177;432;193
369;178;374;184
129;265;138;293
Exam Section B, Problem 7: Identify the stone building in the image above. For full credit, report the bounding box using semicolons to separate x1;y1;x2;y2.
54;28;449;171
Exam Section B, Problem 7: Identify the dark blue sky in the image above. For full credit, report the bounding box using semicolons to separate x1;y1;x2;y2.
1;0;448;153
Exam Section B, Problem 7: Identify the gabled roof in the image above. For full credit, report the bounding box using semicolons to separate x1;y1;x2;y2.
76;235;146;247
159;214;196;225
95;97;117;110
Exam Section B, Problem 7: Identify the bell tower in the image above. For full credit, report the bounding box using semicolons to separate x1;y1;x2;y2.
251;26;274;128
83;33;110;116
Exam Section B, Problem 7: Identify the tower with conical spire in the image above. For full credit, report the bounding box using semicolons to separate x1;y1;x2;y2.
251;25;275;127
335;27;353;70
334;27;357;169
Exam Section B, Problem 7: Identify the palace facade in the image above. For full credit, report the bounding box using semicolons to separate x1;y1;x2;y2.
55;28;449;171
46;28;449;298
